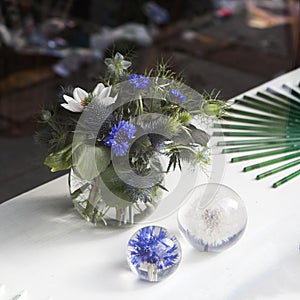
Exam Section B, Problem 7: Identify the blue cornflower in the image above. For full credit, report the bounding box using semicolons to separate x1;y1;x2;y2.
129;74;150;89
104;121;137;156
128;226;179;270
169;89;186;102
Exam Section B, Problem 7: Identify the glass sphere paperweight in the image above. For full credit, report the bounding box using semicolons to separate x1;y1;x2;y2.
127;226;181;282
178;183;247;252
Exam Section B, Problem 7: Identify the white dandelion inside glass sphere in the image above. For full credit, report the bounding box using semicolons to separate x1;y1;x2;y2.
178;183;247;252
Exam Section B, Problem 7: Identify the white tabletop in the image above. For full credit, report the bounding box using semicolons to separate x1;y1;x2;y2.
1;69;300;300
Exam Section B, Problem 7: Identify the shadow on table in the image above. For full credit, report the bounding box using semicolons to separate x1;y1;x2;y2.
0;193;130;245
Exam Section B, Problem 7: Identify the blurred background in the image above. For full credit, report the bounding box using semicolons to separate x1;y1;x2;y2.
0;0;299;202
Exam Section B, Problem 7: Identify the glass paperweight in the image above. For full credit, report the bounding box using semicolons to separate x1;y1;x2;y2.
178;183;247;252
127;226;181;282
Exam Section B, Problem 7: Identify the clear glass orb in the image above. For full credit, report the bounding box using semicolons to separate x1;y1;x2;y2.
178;183;247;252
127;226;182;282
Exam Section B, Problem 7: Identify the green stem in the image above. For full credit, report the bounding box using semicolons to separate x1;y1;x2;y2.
243;151;300;172
222;116;299;127
228;108;286;121
116;208;126;225
48;118;63;134
257;91;300;110
215;123;300;132
267;87;298;103
217;138;300;146
214;131;297;137
235;99;300;119
243;94;300;114
282;84;300;98
189;109;203;114
139;94;144;115
272;168;300;188
128;205;134;224
231;146;300;163
242;95;291;113
84;176;101;223
222;142;300;154
256;158;300;180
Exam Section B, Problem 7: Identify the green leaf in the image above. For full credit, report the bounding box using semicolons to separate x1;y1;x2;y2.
189;125;209;146
73;144;111;181
44;144;73;172
99;163;132;208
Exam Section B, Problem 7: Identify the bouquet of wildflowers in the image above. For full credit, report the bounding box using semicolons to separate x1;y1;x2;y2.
37;52;227;226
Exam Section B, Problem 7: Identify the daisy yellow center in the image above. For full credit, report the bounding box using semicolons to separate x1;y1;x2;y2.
81;98;88;106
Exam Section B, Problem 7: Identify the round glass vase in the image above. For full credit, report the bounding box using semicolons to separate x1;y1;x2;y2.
68;165;164;227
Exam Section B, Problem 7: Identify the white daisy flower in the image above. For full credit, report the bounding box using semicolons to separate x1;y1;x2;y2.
61;83;117;112
92;83;118;106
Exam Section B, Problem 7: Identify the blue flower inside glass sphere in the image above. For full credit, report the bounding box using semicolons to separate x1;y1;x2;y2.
127;226;181;282
178;183;247;252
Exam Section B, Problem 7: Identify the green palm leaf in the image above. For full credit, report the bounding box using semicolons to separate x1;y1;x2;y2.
215;80;300;188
